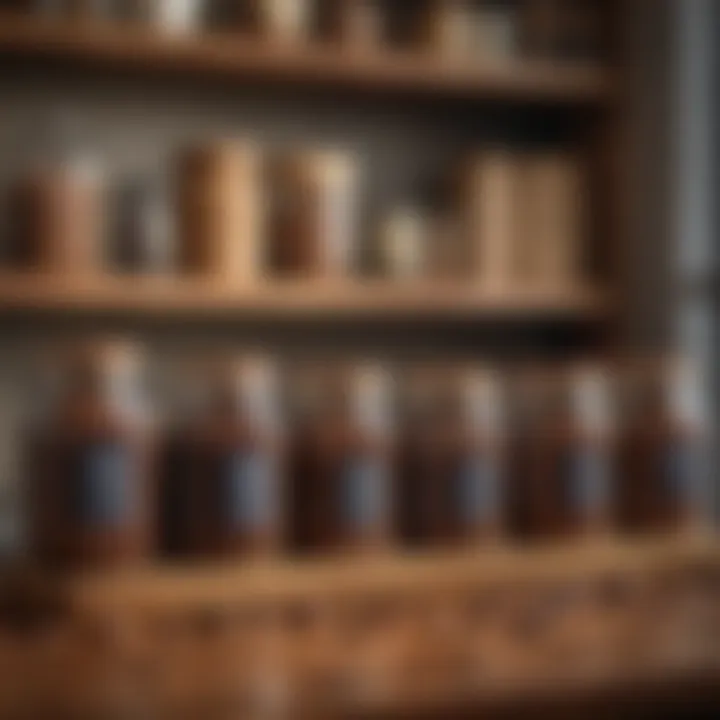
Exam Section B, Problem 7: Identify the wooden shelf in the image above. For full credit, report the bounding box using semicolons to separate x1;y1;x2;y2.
67;537;718;611
0;273;611;320
0;13;611;104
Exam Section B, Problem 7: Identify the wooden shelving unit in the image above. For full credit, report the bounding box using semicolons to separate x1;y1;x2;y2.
3;4;712;719
0;272;611;319
0;12;611;104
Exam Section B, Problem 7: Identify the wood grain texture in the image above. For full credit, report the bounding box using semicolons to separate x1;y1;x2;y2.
0;272;611;319
65;536;719;611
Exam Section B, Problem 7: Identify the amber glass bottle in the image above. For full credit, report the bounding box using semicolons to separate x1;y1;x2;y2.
27;340;153;569
618;358;706;535
183;356;285;560
438;368;506;546
510;365;613;540
290;364;394;554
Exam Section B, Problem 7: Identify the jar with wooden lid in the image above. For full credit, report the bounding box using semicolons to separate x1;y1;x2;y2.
289;363;394;553
396;366;445;547
617;358;707;535
437;367;507;546
26;339;153;569
184;356;285;559
268;149;359;279
176;140;263;284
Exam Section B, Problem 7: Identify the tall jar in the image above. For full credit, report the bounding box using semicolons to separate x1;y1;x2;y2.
269;149;360;280
27;340;153;569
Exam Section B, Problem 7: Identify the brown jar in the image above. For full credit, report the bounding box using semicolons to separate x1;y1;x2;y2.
176;141;262;284
183;357;285;559
8;157;104;275
510;365;613;540
617;358;706;535
290;364;394;554
268;150;359;279
27;340;153;569
436;368;507;546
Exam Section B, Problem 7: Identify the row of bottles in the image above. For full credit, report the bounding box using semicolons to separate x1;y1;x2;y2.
3;138;587;288
25;341;707;569
13;1;606;63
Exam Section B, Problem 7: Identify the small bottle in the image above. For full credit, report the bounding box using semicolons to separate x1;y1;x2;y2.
184;356;285;559
439;367;506;546
26;340;153;569
269;149;359;279
618;358;707;535
290;364;394;553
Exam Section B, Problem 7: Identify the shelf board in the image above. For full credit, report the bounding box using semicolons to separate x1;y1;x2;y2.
0;273;611;319
0;13;611;104
66;537;718;611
